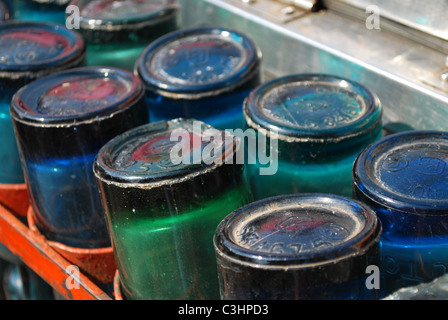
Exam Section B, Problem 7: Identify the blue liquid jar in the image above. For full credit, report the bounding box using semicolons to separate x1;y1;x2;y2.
353;130;448;296
243;74;383;200
94;118;252;300
71;0;180;71
135;26;262;130
10;66;148;248
13;0;68;24
0;21;85;184
214;193;382;300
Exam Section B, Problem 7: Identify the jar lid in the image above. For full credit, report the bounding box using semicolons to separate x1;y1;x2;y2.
10;66;144;125
214;193;381;268
136;26;262;99
244;74;382;143
94;118;239;186
0;21;85;82
70;0;179;30
353;130;448;216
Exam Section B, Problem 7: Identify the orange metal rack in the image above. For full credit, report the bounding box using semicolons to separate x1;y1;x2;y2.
0;183;116;300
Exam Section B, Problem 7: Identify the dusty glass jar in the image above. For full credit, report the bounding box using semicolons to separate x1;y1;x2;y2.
94;118;252;300
214;193;382;300
10;66;148;248
0;21;85;184
353;130;448;296
13;0;68;24
70;0;180;71
135;26;262;130
244;74;383;200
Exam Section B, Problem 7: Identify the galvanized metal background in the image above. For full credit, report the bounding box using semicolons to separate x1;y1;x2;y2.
181;0;448;131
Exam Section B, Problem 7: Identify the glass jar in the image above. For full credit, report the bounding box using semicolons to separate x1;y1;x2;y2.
94;118;252;300
135;26;262;130
13;0;69;24
353;130;448;296
0;21;85;184
10;66;148;248
214;193;382;300
244;74;383;200
70;0;180;71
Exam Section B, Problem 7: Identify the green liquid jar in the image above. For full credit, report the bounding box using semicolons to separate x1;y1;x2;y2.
94;118;252;300
244;74;383;200
13;0;68;24
70;0;180;71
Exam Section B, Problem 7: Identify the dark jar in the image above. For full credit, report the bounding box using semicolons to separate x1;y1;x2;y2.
10;66;148;248
94;118;252;299
70;0;180;71
353;130;448;296
243;74;383;200
214;193;382;300
0;21;85;184
135;26;262;130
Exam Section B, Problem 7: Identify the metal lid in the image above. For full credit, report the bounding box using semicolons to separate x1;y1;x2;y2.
0;21;85;81
353;130;448;216
136;27;262;99
214;193;381;268
244;74;382;143
10;66;144;125
70;0;179;30
94;118;239;186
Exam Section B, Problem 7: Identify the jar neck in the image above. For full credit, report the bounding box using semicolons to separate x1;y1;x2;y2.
252;123;383;164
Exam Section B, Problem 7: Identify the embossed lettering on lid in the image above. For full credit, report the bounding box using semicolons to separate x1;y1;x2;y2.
244;74;382;142
215;194;381;267
11;66;143;124
353;131;448;215
0;21;85;72
136;27;261;98
94;118;238;185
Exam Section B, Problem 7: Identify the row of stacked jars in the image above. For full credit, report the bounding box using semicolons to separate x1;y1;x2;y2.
0;0;446;301
0;0;184;300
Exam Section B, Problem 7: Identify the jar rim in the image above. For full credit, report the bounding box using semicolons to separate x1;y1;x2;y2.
214;193;381;268
0;21;85;77
353;130;448;216
10;66;144;126
135;26;262;99
244;74;382;144
94;118;241;187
